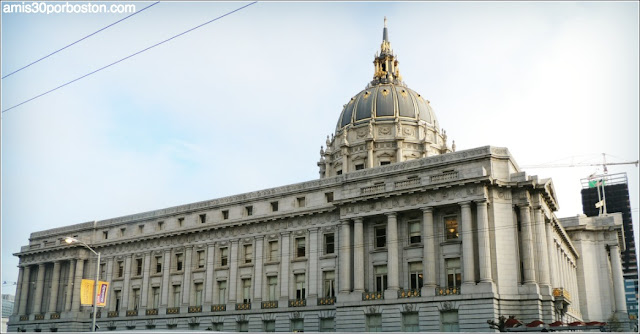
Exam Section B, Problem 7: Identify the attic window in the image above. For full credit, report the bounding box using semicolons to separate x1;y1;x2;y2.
222;210;229;220
271;201;279;212
325;192;334;203
380;161;391;166
355;164;365;170
138;225;144;233
245;206;253;216
297;197;306;208
103;231;108;240
199;214;206;224
178;217;184;227
120;228;126;237
157;221;164;231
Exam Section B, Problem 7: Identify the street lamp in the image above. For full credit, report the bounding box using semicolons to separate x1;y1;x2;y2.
65;237;101;332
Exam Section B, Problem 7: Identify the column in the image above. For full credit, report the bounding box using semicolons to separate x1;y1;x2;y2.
533;207;550;287
545;222;559;287
366;141;374;168
141;253;151;308
161;250;171;306
253;237;264;302
228;240;239;303
279;232;291;300
353;218;365;292
519;205;536;284
182;247;193;306
610;245;627;312
18;266;30;315
477;200;493;283
13;267;24;315
121;255;131;310
386;212;399;290
422;208;436;289
48;261;61;314
71;258;85;311
338;220;351;293
33;263;46;314
65;260;75;311
460;202;475;285
205;243;216;304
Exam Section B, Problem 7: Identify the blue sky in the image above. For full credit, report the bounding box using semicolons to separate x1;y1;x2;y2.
1;1;638;291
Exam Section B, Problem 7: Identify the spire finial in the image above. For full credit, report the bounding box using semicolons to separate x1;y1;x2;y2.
384;16;387;28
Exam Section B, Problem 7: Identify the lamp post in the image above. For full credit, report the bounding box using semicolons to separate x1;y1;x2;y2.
65;237;101;332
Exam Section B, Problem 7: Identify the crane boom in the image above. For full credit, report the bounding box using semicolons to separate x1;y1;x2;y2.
522;161;638;169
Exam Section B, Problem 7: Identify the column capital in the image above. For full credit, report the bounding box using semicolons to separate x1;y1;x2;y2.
459;201;471;208
307;227;320;233
475;199;488;205
532;205;542;211
385;212;397;218
353;217;364;224
339;219;351;226
280;231;291;237
421;206;434;213
519;203;531;209
254;235;265;241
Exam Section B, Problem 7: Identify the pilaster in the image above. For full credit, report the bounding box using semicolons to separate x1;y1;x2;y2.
279;232;291;301
338;220;352;293
229;240;239;303
353;218;365;292
460;202;475;287
308;228;319;299
386;212;399;293
421;207;436;297
182;246;193;306
141;252;151;309
161;249;171;307
253;236;264;303
205;243;216;304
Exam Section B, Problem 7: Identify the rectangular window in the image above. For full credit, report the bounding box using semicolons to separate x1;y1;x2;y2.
319;318;335;332
237;321;248;332
152;287;160;309
220;247;228;267
114;290;121;312
402;312;419;332
120;228;126;237
269;241;279;261
323;271;335;298
245;206;253;216
325;192;334;203
138;224;144;233
375;226;387;248
178;217;184;227
291;319;304;332
199;213;206;224
242;278;252;303
176;254;183;271
409;262;423;290
324;233;335;254
441;310;459;332
296;237;306;258
117;261;124;278
268;276;278;301
374;265;388;293
295;273;306;300
297;197;306;207
136;258;143;276
194;283;203;306
222;210;229;220
264;320;276;332
409;221;421;244
366;314;382;332
355;163;365;170
218;281;227;304
157;221;164;230
336;170;342;175
244;244;253;264
132;288;141;310
271;201;279;212
445;217;459;240
380;161;391;166
103;231;108;240
155;256;162;273
446;258;462;289
172;285;181;307
197;250;205;269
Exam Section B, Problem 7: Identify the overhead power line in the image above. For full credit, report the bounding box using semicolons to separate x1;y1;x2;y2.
1;1;161;80
2;1;258;114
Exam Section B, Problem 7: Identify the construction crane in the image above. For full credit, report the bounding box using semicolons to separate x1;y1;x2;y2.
521;153;638;173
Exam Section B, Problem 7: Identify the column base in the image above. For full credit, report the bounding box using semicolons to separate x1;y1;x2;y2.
421;285;436;297
538;284;552;296
384;289;399;300
518;282;540;295
337;292;362;303
475;281;496;294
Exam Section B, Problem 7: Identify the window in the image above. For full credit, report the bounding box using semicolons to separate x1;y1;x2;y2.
355;163;365;170
237;321;248;332
319;318;335;332
157;221;164;230
445;217;459;240
152;287;160;309
176;254;183;271
245;206;253;216
155;256;163;273
446;258;461;289
132;288;141;310
297;197;306;207
103;231;108;240
295;273;306;300
220;247;228;267
194;283;203;306
324;233;335;254
380;161;391;166
178;217;184;227
323;271;335;298
269;241;279;261
197;250;205;269
271;201;279;212
325;192;334;202
114;290;122;312
336;170;342;175
366;314;382;332
267;276;278;301
402;312;419;332
117;261;124;278
441;310;459;332
199;214;206;224
296;237;306;258
218;281;227;304
138;224;144;233
409;221;421;244
244;244;253;264
374;265;388;293
375;226;387;248
222;210;229;220
172;285;181;307
120;228;126;237
291;319;304;332
242;278;252;303
136;258;143;276
409;262;423;290
264;320;276;332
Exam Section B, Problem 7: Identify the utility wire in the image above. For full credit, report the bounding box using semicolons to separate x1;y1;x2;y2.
1;1;161;80
2;1;258;114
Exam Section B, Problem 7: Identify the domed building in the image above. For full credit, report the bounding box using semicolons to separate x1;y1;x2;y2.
319;18;453;178
8;19;630;332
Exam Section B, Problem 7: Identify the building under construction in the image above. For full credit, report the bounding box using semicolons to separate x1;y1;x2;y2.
581;172;638;321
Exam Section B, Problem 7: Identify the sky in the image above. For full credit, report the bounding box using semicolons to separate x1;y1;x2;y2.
1;1;638;293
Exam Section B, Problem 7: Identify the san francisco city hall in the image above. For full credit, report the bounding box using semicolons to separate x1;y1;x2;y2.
8;20;629;332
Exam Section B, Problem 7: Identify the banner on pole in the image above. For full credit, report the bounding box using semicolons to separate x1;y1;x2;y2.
81;279;110;307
